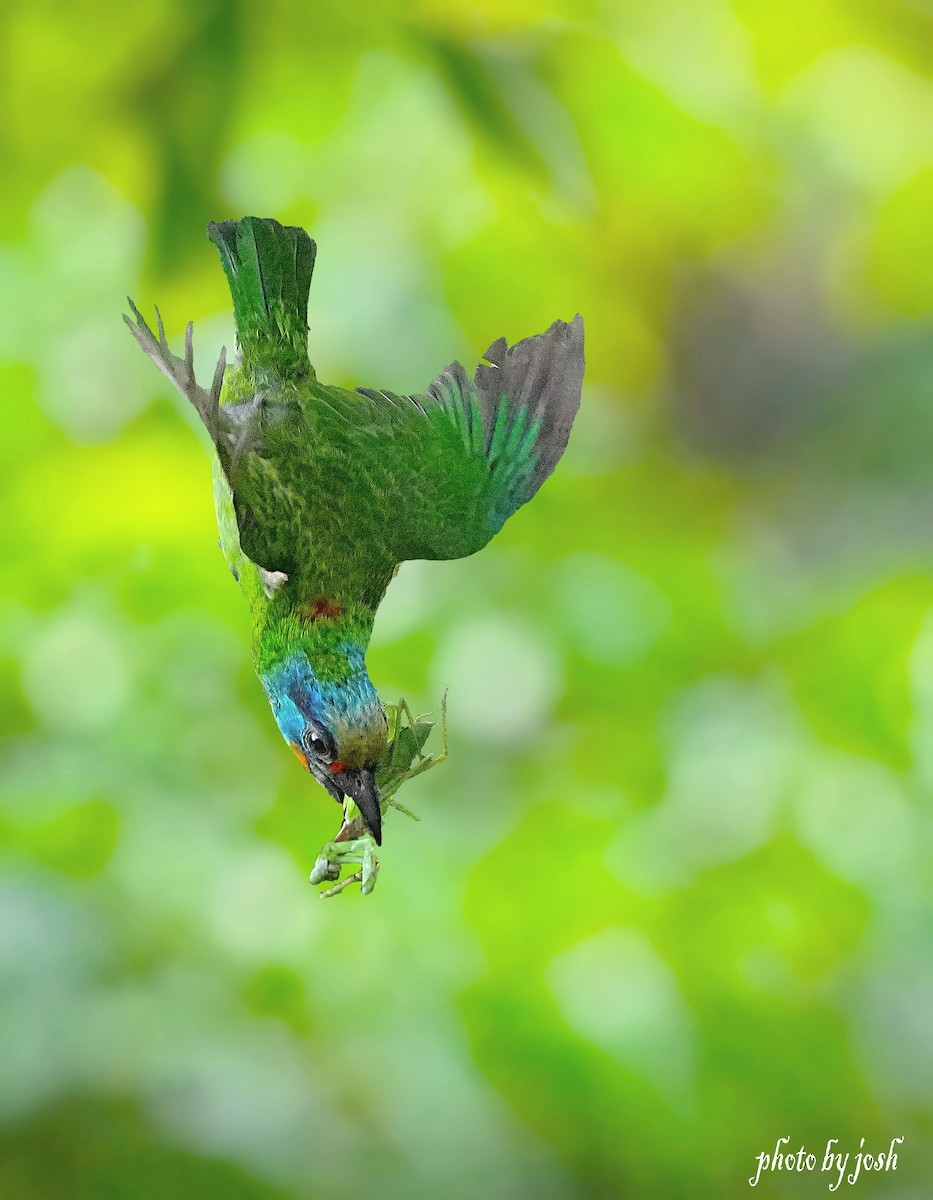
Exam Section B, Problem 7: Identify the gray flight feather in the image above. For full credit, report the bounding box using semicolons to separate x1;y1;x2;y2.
473;313;584;500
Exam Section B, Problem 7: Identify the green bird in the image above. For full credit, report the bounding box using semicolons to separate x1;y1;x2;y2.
125;216;584;893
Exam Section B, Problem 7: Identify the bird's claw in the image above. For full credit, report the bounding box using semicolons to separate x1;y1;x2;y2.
310;837;379;898
309;856;340;885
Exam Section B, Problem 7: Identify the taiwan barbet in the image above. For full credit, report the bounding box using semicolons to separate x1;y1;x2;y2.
125;216;584;894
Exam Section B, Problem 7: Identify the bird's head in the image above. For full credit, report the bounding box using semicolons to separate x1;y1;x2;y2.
262;649;388;844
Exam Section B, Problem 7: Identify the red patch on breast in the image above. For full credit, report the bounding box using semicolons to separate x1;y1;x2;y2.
302;597;344;621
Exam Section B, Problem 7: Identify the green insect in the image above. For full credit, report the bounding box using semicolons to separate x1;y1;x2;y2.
125;216;584;895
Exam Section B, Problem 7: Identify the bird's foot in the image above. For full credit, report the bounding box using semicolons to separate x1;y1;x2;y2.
310;817;380;898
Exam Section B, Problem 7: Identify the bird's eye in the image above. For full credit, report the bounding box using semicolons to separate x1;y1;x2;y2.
302;726;335;762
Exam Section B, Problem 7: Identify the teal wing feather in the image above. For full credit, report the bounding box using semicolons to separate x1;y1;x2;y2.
357;314;585;563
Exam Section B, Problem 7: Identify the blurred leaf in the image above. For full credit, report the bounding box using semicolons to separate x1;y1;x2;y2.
0;1098;291;1200
27;799;120;878
869;167;933;317
779;576;933;768
413;32;549;179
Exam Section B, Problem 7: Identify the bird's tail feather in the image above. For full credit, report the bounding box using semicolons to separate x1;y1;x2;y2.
207;216;316;377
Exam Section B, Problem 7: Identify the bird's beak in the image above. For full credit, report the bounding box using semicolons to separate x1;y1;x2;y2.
331;766;382;845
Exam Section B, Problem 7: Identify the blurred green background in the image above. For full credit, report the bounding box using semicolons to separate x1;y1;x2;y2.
2;1;932;1196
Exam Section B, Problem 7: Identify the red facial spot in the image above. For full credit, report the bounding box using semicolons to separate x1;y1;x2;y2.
303;597;344;621
328;760;347;774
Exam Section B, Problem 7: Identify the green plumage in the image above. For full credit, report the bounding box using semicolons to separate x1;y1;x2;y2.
207;217;315;379
197;217;585;684
124;214;584;875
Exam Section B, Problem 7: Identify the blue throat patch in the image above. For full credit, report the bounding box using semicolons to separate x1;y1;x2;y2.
261;647;380;748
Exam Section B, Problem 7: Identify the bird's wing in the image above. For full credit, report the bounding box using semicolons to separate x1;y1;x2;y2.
357;315;585;564
123;299;299;583
125;301;584;601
